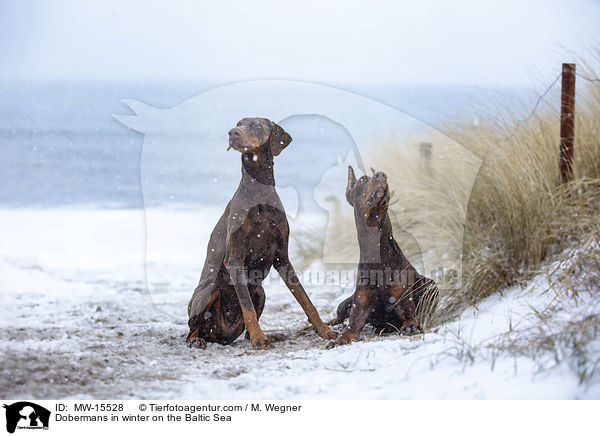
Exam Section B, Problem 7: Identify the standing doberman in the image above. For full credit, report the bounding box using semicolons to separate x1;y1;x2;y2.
328;166;438;347
186;117;337;349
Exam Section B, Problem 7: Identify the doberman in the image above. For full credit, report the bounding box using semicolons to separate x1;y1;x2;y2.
327;166;438;347
186;117;337;349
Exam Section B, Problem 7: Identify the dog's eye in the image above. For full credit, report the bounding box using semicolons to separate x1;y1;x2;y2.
359;176;368;182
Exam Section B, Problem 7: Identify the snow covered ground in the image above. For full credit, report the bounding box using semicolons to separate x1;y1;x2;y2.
1;208;598;399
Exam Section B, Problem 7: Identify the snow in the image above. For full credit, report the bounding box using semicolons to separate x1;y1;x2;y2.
1;208;598;399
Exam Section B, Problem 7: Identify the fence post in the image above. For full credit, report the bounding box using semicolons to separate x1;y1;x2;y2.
559;63;576;183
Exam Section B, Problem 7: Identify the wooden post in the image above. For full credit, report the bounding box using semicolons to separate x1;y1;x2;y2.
559;63;576;183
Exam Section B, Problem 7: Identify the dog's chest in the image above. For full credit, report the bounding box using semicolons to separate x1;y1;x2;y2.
244;224;279;265
240;208;283;265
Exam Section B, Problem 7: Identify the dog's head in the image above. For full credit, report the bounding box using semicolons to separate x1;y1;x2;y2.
228;117;292;156
346;165;390;226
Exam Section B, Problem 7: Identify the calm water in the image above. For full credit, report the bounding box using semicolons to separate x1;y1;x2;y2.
0;80;530;209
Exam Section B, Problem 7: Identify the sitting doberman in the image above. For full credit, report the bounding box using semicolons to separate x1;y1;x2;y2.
328;166;438;347
186;117;337;349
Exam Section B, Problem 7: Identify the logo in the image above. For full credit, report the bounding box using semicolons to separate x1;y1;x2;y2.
3;402;50;434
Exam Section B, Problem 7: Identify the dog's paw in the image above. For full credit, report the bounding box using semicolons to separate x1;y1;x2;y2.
251;334;273;350
317;325;339;340
187;337;207;349
326;332;357;349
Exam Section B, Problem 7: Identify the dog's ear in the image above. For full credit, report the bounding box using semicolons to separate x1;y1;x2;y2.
269;122;292;156
346;165;357;205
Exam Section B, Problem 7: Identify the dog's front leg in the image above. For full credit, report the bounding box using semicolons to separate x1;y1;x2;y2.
274;253;337;340
327;288;372;348
389;283;421;335
224;259;272;349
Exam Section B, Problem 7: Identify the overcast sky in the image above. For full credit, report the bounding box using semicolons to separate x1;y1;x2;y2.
0;0;598;86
